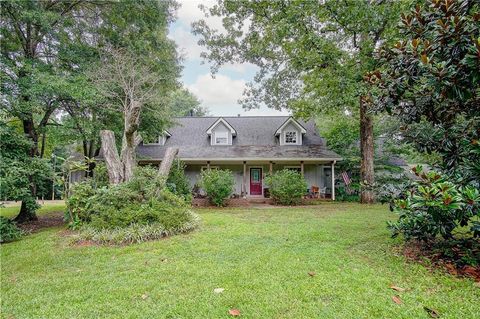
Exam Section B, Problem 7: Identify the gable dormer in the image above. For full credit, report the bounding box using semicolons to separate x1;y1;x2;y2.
144;130;171;145
275;117;307;146
206;117;237;146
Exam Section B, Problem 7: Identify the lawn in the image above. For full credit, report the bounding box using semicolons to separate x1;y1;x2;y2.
0;201;66;218
1;202;479;318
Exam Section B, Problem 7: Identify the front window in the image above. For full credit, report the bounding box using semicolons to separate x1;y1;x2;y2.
214;131;229;145
285;131;297;144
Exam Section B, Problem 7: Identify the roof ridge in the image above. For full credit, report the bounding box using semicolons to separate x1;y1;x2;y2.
174;115;291;119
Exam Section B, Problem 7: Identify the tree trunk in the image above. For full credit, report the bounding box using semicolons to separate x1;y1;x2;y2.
14;190;38;223
359;97;375;204
100;130;124;184
158;147;179;177
120;131;139;182
120;101;142;182
15;118;40;222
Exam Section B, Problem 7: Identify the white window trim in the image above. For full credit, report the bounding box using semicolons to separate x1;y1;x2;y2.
206;118;237;136
213;131;229;145
284;130;298;144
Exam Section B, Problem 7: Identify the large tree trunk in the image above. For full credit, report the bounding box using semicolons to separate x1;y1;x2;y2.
158;147;179;177
15;118;40;223
120;131;140;182
359;97;375;204
120;101;142;182
100;130;124;184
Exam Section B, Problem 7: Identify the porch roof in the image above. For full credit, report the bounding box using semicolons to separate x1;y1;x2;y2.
137;144;341;162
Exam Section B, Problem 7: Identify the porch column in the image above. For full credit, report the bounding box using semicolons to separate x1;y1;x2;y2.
331;161;336;201
300;161;304;177
269;161;273;174
242;161;247;197
207;161;210;170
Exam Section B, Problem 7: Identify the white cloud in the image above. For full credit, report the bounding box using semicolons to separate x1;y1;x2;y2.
176;0;224;30
187;73;246;107
169;26;202;60
187;73;290;116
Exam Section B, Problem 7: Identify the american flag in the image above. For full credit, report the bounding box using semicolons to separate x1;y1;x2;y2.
341;171;351;186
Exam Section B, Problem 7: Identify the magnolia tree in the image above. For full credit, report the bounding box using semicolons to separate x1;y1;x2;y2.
375;0;480;242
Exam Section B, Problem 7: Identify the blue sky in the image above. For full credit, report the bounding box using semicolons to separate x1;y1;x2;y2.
168;0;289;116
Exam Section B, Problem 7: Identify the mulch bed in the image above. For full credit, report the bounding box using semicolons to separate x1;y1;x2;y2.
401;241;480;282
18;212;65;234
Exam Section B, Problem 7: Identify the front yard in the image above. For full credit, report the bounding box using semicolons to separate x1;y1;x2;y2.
1;203;479;318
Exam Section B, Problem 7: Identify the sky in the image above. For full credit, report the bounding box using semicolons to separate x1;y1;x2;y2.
168;0;289;116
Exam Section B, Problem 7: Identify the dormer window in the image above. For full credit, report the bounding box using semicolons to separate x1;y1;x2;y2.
285;131;297;144
214;131;229;145
144;130;171;145
206;117;236;146
275;117;306;146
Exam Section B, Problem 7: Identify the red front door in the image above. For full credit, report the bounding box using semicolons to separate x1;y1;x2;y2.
250;168;262;195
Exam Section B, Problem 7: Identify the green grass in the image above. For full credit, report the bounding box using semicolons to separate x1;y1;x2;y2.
1;203;479;318
0;202;66;218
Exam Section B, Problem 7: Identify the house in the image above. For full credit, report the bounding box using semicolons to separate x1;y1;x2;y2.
137;116;342;199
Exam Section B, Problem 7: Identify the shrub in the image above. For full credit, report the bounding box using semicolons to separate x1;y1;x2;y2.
66;166;200;244
0;216;23;243
388;166;480;242
199;169;234;206
265;169;307;205
70;213;199;245
88;192;192;230
167;160;191;199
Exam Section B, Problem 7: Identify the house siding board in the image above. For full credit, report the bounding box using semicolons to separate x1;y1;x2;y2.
184;163;327;196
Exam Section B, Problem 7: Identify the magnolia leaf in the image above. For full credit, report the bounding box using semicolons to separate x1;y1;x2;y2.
423;306;440;318
392;295;402;304
228;309;241;316
390;285;406;292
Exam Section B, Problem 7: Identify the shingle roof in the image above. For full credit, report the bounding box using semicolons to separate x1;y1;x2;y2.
136;116;341;161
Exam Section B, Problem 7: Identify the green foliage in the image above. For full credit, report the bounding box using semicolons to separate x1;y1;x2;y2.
0;216;23;243
199;169;234;207
388;167;480;242
71;216;199;245
265;169;307;205
169;88;207;116
193;1;407;115
377;0;480;175
336;184;360;202
166;160;192;200
0;123;51;217
67;167;199;242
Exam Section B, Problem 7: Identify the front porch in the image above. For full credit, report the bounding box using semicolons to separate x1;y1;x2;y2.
181;159;337;200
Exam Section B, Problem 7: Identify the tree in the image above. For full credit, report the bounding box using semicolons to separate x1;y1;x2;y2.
0;122;51;221
96;49;173;183
169;88;208;116
193;0;408;203
0;0;96;221
375;0;480;183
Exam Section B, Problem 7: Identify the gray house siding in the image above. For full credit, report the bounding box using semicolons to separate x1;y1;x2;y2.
183;163;333;197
